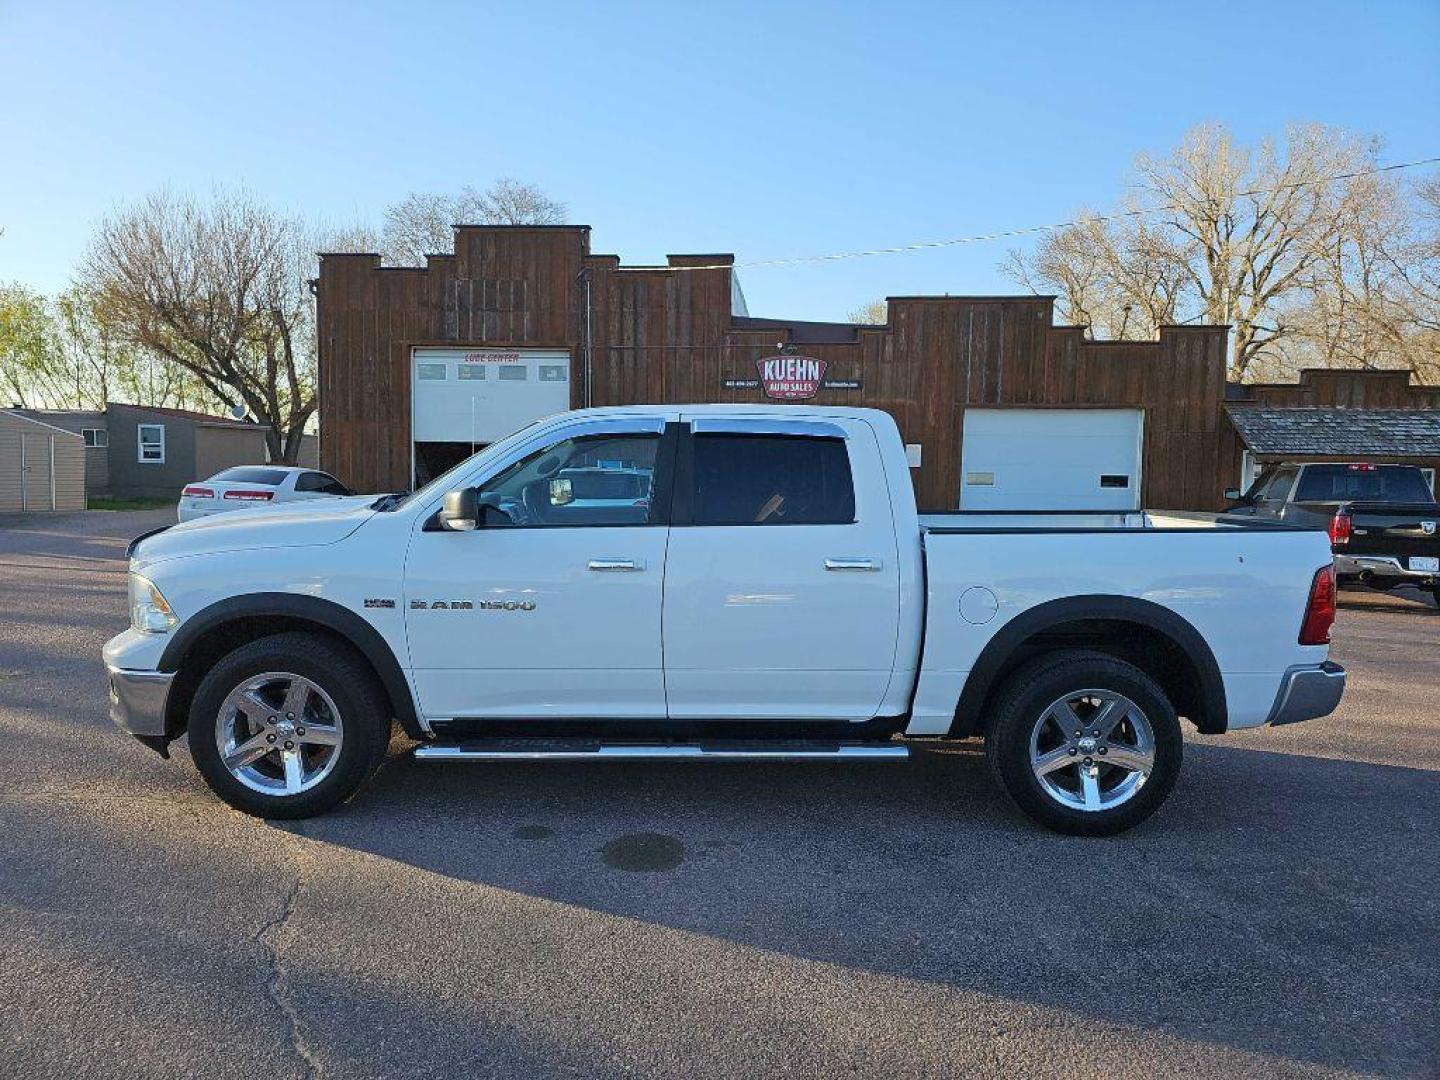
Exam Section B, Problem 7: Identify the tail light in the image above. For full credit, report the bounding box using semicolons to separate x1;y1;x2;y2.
182;486;214;498
223;489;274;502
1299;565;1337;645
1328;510;1351;548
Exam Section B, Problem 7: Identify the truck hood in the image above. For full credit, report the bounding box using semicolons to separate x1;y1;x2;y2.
132;496;378;568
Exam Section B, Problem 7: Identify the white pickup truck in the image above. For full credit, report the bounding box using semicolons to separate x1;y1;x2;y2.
104;405;1345;835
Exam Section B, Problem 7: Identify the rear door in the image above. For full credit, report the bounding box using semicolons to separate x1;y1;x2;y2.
661;416;902;721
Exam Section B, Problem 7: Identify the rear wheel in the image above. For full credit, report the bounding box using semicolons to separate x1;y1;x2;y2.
984;650;1182;836
187;632;390;819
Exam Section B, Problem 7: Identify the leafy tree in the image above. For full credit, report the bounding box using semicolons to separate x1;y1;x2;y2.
0;283;62;407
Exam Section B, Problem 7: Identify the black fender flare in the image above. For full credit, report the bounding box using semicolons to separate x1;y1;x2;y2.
158;592;423;738
949;594;1227;736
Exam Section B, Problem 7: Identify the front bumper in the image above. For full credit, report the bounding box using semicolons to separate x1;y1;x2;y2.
1334;554;1437;585
106;663;174;737
1266;661;1346;727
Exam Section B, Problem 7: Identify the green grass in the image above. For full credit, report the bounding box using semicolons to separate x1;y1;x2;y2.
88;497;175;511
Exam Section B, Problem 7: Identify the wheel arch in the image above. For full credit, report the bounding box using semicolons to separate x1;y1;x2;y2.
157;593;424;741
949;595;1227;737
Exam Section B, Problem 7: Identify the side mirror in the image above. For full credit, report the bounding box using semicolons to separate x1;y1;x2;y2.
438;488;479;531
549;477;574;507
1223;487;1243;502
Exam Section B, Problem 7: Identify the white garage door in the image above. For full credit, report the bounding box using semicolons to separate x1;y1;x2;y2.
960;408;1143;511
411;347;571;445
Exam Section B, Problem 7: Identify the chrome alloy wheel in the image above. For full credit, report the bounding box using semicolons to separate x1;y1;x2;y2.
1028;688;1155;812
215;671;344;796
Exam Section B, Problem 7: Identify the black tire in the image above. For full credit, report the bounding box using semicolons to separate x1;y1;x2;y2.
187;631;391;819
983;649;1182;837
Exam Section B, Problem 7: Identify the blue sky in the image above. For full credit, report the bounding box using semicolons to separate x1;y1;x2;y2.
2;0;1438;321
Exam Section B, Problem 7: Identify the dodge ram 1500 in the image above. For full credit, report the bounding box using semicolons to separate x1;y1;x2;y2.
105;406;1345;834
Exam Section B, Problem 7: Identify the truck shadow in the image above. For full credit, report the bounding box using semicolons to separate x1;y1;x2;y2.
285;737;1439;1075
1336;584;1437;614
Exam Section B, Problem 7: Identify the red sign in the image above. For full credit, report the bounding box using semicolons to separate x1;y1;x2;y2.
756;355;827;400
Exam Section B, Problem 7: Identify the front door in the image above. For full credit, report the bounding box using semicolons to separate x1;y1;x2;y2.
404;416;675;721
662;416;902;722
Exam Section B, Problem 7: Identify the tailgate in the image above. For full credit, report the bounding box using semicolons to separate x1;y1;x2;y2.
1346;502;1440;559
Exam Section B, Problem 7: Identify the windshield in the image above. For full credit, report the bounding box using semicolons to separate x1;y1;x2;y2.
390;420;545;510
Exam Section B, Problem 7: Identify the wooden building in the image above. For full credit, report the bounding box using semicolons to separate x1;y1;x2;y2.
316;225;1437;509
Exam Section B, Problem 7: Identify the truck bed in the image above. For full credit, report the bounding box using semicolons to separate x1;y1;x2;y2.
907;508;1334;737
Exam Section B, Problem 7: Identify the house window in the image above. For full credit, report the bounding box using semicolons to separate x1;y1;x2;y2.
81;428;108;448
497;365;527;381
417;363;447;380
137;424;165;464
457;365;486;381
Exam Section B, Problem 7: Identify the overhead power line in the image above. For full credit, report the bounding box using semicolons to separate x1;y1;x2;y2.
652;154;1440;273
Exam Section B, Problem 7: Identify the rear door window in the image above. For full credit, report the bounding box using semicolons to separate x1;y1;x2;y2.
1258;466;1298;504
690;434;855;525
295;471;352;495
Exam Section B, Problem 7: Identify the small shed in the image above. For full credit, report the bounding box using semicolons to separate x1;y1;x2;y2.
1226;407;1440;494
0;410;87;512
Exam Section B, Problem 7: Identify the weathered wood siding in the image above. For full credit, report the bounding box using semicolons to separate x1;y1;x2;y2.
318;226;1241;509
1243;369;1440;409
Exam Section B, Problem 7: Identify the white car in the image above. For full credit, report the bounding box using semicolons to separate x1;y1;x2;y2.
178;466;353;522
109;405;1344;835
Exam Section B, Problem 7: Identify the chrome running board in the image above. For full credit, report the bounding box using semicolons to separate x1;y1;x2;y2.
413;739;910;762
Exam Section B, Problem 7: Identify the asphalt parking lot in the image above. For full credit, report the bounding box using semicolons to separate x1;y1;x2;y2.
1;509;1437;1079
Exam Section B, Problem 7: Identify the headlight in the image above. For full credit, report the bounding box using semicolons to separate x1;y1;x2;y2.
129;574;179;633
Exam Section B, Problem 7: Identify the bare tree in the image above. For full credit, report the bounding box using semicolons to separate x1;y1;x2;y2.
381;178;566;266
83;187;318;462
846;299;889;324
1005;123;1390;379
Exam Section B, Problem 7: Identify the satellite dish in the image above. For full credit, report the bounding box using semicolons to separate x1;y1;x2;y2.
229;404;248;420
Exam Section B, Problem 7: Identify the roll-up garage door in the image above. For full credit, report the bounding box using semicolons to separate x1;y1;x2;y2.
412;347;571;445
960;408;1143;511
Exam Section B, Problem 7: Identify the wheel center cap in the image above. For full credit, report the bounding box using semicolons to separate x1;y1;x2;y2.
1077;735;1098;754
276;719;297;737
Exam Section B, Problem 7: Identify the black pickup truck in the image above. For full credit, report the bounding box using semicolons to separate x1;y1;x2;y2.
1226;462;1440;602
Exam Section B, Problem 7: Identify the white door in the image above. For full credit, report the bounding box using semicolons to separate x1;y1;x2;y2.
412;347;571;452
404;415;673;720
960;408;1143;511
662;416;902;722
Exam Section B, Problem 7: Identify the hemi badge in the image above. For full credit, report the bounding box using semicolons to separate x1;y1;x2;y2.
364;598;396;609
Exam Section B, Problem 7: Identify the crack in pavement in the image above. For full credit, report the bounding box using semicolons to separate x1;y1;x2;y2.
255;832;323;1080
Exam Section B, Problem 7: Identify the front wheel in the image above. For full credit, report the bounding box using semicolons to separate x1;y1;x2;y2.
984;650;1182;836
187;632;391;819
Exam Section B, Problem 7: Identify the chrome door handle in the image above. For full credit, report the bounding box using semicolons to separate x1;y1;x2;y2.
825;558;882;572
588;558;644;572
